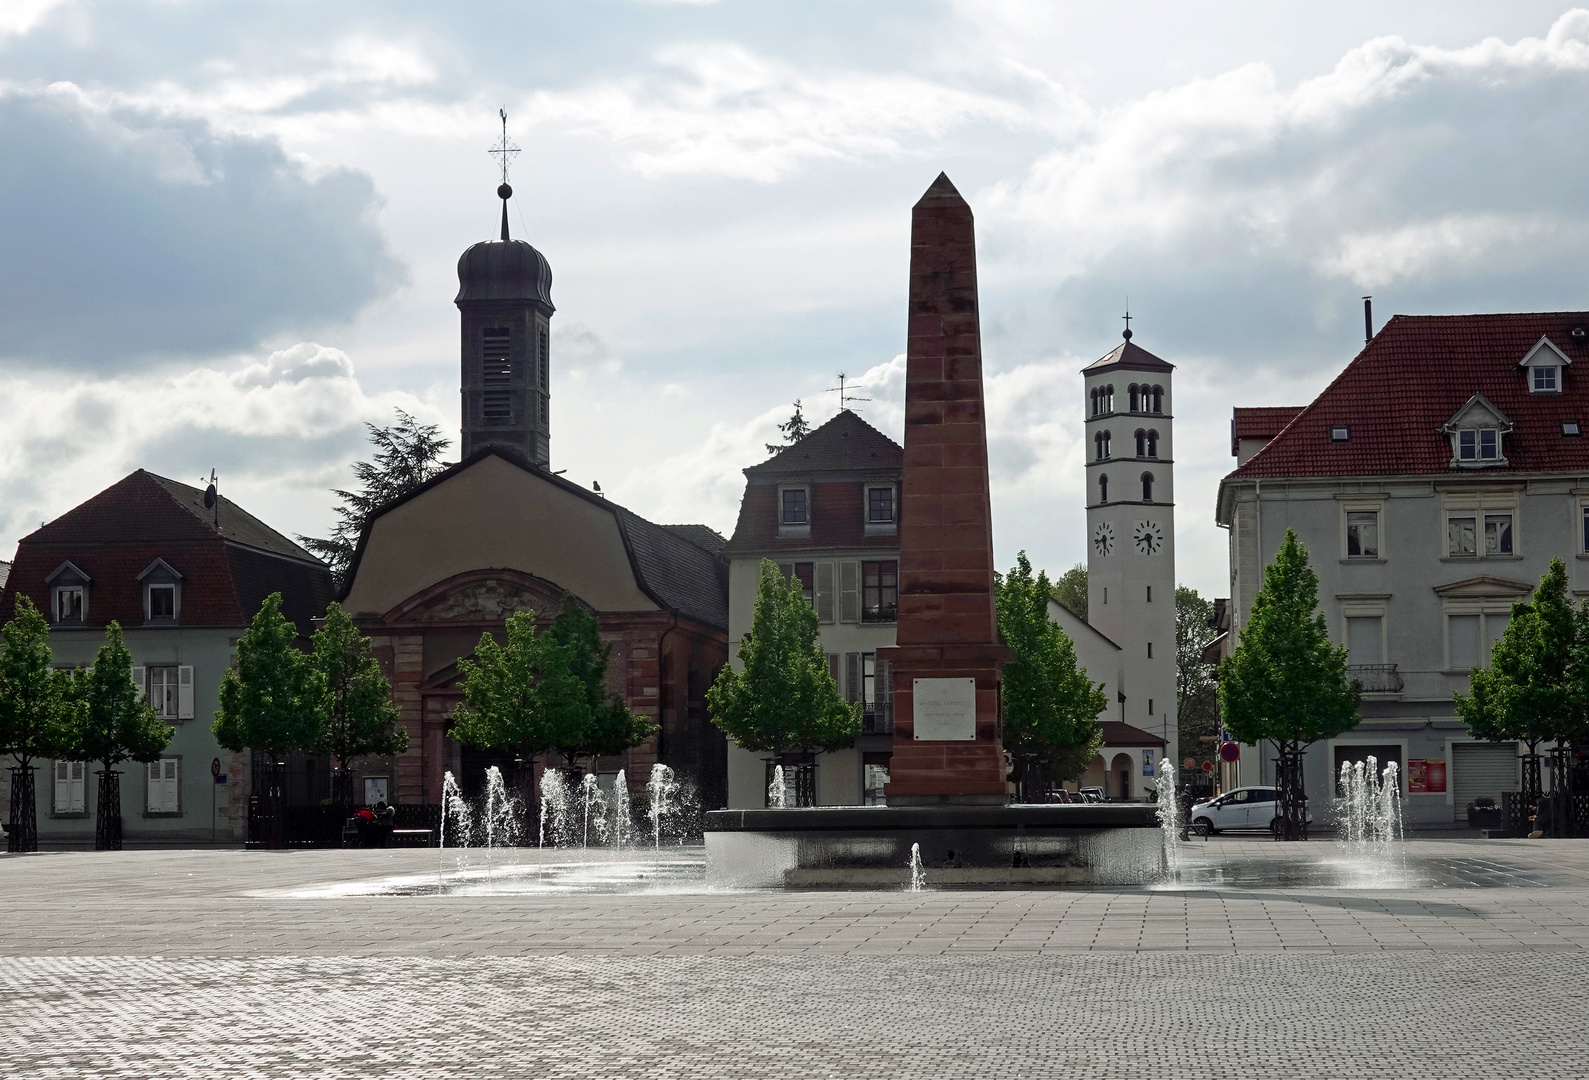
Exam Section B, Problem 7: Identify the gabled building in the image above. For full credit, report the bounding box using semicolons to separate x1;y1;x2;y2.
1;470;335;843
1216;311;1589;824
721;410;904;807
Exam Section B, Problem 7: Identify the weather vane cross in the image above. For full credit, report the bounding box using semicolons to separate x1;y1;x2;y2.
489;108;520;187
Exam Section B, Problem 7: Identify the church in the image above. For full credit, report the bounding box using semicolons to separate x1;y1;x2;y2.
337;180;731;808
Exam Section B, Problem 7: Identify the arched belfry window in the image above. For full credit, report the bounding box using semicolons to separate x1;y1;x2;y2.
1134;429;1146;456
1099;474;1109;503
1096;431;1112;461
1151;386;1163;413
1129;385;1140;412
1103;385;1114;412
1102;430;1111;458
1146;430;1158;458
1090;388;1098;416
1141;472;1154;502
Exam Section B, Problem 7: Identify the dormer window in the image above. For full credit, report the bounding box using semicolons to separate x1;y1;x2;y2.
867;486;894;524
781;489;807;525
777;484;811;539
55;587;85;624
136;558;184;625
44;561;91;626
1458;429;1499;462
149;585;176;621
1443;393;1512;469
1532;366;1559;393
1518;335;1570;396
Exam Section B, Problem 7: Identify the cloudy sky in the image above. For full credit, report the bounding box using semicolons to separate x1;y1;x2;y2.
3;1;1588;598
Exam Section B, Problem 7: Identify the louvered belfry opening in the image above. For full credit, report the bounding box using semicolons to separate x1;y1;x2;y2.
481;327;513;422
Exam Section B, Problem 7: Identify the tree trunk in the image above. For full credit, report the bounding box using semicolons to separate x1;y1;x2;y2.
95;767;123;851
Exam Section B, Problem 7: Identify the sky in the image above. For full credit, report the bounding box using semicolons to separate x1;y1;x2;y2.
3;0;1589;599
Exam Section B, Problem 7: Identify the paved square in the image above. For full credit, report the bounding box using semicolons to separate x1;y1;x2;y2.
4;839;1589;1077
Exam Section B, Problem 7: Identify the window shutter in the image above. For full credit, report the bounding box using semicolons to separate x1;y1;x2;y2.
70;762;84;813
839;561;860;623
147;761;161;813
131;666;146;703
162;759;180;813
177;666;194;720
827;653;840;687
846;653;860;703
816;562;836;623
53;761;68;814
776;562;794;582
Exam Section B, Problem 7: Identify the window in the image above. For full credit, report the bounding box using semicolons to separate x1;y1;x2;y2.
779;562;814;605
1457;429;1500;462
1098;474;1108;503
538;327;549;392
1448;511;1513;557
1148;698;1154;715
867;486;895;524
1146;430;1158;458
1134;429;1146;456
146;758;180;815
54;586;84;624
1449;612;1511;670
1129;385;1141;412
1564;421;1581;436
781;488;807;525
52;761;85;815
1090;388;1099;416
1484;513;1513;555
1583;505;1589;553
1331;425;1350;442
1095;431;1111;460
1102;385;1114;413
1141;472;1154;502
1151;386;1163;413
1146;586;1152;602
481;327;512;422
148;584;176;621
863;754;891;806
862;561;898;623
148;666;181;719
1532;366;1559;393
1346;511;1379;558
1146;642;1152;658
1346;616;1383;666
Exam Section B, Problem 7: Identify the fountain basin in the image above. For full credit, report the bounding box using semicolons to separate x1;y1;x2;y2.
704;804;1162;888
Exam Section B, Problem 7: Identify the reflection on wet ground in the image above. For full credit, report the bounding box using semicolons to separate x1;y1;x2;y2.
1159;851;1547;890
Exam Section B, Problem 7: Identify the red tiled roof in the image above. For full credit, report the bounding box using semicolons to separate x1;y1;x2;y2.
1100;721;1166;747
1230;312;1589;480
1231;406;1305;455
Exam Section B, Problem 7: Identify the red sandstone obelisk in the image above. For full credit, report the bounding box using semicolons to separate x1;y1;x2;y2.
880;173;1011;806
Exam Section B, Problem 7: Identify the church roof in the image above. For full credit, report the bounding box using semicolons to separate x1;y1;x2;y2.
1083;336;1175;374
340;447;728;631
455;238;554;309
661;524;728;554
748;410;902;476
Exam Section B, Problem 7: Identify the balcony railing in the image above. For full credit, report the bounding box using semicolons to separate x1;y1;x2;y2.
1348;663;1403;694
861;604;898;624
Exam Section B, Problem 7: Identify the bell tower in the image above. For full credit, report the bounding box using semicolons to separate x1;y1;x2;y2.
455;111;554;465
1082;322;1178;756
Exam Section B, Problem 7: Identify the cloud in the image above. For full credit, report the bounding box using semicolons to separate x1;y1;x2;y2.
0;342;440;552
983;10;1589;367
0;0;73;38
0;85;405;370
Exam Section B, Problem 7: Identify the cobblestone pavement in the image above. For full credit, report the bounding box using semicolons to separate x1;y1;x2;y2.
3;840;1589;1077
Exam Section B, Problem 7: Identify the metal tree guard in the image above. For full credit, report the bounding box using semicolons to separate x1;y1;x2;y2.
7;766;37;853
1273;747;1308;841
95;770;122;851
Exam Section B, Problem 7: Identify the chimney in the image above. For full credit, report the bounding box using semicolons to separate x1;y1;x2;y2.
1363;296;1373;345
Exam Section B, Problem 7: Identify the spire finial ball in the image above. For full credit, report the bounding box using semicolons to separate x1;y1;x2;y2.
498;183;513;200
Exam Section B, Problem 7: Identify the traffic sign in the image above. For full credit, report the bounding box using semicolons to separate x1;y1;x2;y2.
1201;761;1214;772
1182;757;1195;770
1220;742;1241;763
210;757;221;777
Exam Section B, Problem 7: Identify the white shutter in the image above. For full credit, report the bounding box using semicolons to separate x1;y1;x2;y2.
131;666;146;703
69;762;85;814
816;561;836;624
163;759;180;813
839;561;860;623
53;761;81;814
177;666;194;720
148;759;179;814
146;761;161;813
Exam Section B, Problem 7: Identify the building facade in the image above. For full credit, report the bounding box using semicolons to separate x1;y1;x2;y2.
0;470;335;843
721;411;904;808
1216;312;1589;824
1082;332;1179;765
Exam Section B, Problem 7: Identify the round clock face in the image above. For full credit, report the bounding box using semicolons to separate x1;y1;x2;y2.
1092;521;1115;556
1134;520;1164;555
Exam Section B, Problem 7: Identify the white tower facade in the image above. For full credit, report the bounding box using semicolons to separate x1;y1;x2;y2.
1082;330;1178;761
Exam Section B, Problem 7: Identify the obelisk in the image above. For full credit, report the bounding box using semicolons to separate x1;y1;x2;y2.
879;173;1011;806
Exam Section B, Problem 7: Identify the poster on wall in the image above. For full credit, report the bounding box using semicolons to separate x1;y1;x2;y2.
1406;760;1448;794
1141;749;1155;777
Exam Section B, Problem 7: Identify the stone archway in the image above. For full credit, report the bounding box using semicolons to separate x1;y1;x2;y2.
1110;753;1135;801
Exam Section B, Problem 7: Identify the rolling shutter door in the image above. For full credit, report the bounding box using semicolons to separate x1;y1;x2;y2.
1452;743;1517;812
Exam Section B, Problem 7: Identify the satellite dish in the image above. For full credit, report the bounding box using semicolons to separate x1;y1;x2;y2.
203;484;217;510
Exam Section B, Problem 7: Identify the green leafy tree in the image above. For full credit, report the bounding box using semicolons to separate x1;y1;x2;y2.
996;552;1107;793
1175;585;1221;764
63;623;174;849
706;560;860;753
1218;530;1358;837
1049;564;1088;620
0;596;74;851
451;611;589;768
213;593;324;759
542;593;657;764
765;400;812;455
299;409;451;583
1456;558;1585;763
311;603;408;802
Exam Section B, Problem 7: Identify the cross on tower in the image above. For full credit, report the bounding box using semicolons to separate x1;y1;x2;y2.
1122;306;1133;341
489;108;520;188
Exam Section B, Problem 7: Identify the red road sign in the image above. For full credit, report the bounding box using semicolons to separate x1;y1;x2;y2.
210;757;221;777
1201;761;1214;772
1182;757;1195;770
1220;742;1241;763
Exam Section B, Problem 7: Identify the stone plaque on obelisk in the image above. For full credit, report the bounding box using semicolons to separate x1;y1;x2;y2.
879;173;1011;806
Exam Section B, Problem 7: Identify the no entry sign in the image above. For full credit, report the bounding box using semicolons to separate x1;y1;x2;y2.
1220;742;1240;763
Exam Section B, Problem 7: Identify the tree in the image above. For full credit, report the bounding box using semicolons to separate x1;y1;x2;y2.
1456;558;1585;805
299;409;451;583
996;553;1107;798
1218;529;1358;838
706;560;859;754
311;603;408;804
1175;585;1221;765
765;400;812;455
63;623;174;850
451;611;590;770
542;593;656;764
0;596;73;852
1049;564;1088;620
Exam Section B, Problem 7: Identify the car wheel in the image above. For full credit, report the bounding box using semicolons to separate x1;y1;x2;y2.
1270;816;1288;838
1192;817;1214;837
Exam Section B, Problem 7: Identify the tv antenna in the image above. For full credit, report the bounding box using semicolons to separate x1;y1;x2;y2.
827;372;871;411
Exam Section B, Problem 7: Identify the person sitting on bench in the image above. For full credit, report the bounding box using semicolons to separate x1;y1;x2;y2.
353;805;379;847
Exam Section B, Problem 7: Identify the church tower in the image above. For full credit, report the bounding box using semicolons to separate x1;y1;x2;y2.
1082;325;1178;758
455;121;554;465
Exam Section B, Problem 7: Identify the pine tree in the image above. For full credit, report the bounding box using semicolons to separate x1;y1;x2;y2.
299;409;451;583
0;596;73;852
63;622;174;849
1048;564;1088;620
996;553;1106;795
311;603;408;804
1218;529;1358;838
765;400;812;455
706;560;859;754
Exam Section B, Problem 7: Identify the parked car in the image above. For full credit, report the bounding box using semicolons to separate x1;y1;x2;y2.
1079;787;1105;803
1188;787;1313;836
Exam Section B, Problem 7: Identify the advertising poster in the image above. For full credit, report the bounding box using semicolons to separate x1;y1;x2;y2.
1406;760;1447;793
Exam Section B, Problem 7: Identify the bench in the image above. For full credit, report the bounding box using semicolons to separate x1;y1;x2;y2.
342;819;435;848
